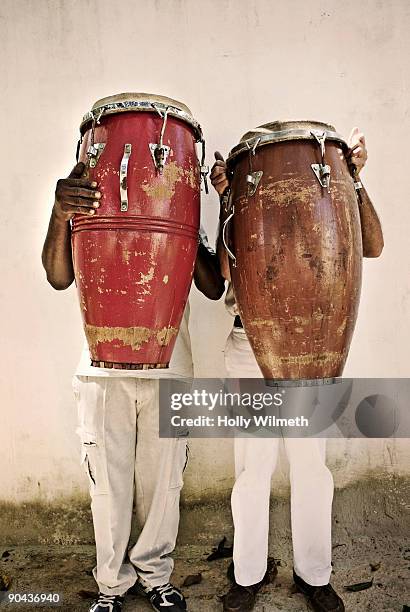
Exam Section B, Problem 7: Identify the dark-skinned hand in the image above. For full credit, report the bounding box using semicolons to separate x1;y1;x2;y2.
210;151;229;195
54;162;101;221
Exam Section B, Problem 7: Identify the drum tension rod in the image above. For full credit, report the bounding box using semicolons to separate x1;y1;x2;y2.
200;139;209;194
86;109;106;168
76;135;83;163
311;130;331;192
222;205;237;267
149;104;171;174
246;138;263;197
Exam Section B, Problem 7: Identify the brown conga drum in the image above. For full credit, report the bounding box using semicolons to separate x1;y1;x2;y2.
72;93;205;369
224;120;363;381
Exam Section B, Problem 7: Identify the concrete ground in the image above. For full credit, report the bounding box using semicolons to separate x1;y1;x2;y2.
0;477;409;611
0;536;409;612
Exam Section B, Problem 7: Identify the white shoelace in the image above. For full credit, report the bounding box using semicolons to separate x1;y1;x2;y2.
157;583;174;595
90;594;121;611
150;583;182;605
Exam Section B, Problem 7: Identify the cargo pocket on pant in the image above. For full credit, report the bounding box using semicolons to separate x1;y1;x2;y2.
169;438;188;489
78;430;109;496
73;376;109;496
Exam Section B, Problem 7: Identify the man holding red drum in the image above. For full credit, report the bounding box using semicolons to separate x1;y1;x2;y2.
210;127;384;612
42;160;224;612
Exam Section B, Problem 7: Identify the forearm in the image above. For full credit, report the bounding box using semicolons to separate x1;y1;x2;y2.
41;206;75;289
356;186;384;258
194;243;225;300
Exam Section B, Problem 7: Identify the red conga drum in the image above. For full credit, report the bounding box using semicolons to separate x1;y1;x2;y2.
72;93;204;369
224;120;363;381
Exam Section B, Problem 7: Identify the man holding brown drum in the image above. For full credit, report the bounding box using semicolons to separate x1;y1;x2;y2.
42;160;224;612
210;126;383;612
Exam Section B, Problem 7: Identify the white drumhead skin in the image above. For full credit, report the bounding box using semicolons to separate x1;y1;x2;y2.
91;92;193;116
239;120;337;143
227;120;346;164
80;92;202;139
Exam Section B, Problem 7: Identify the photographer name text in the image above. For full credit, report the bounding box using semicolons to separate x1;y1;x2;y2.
170;415;309;429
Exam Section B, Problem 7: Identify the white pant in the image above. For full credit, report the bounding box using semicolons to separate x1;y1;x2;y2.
73;376;187;596
225;327;334;587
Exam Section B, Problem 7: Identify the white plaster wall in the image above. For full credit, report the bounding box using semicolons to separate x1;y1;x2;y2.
0;0;409;502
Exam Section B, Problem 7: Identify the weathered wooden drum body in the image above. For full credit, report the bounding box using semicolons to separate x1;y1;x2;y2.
225;120;362;380
72;93;203;369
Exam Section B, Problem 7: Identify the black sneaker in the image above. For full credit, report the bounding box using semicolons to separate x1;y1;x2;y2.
293;570;345;612
89;593;124;611
134;580;187;611
223;558;278;611
223;583;259;612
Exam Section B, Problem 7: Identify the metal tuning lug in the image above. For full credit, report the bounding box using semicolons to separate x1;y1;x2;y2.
221;187;232;215
310;130;331;192
200;164;209;193
120;143;132;212
87;142;106;168
311;130;327;158
245;137;262;196
150;104;171;174
87;144;98;157
198;139;209;193
311;163;331;191
149;143;170;174
246;170;263;196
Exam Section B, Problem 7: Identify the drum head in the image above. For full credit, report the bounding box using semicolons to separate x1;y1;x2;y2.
91;92;193;115
228;120;346;165
80;92;201;138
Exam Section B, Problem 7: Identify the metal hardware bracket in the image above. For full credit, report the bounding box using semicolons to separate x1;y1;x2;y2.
310;130;331;192
221;187;232;215
87;142;106;168
311;163;331;190
246;170;263;196
150;104;171;174
120;143;132;212
149;143;170;174
222;209;237;266
199;139;209;193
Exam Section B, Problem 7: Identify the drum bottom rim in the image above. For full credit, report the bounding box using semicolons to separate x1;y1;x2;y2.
264;377;339;388
91;360;169;370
